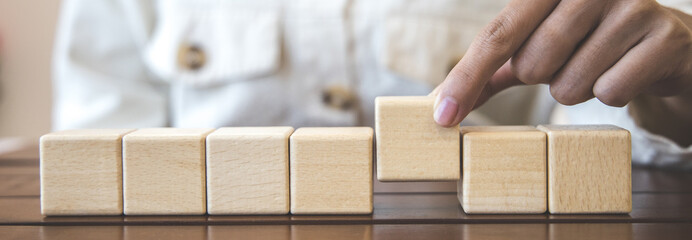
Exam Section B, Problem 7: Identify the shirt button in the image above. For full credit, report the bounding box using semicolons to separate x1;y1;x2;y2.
178;43;206;71
322;86;356;111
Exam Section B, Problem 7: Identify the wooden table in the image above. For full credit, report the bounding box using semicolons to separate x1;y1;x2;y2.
1;144;692;239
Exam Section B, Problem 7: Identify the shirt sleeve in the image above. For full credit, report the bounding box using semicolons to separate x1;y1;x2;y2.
52;0;167;130
551;99;692;170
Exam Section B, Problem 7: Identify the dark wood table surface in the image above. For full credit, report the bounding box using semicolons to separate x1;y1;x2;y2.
1;144;691;239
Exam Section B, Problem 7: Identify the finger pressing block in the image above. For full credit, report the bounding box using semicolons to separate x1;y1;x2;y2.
375;96;460;181
206;127;293;215
538;125;631;214
459;126;547;214
290;127;373;214
123;128;214;215
40;129;134;216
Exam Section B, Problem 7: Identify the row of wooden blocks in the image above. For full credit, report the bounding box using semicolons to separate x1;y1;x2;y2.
39;96;631;216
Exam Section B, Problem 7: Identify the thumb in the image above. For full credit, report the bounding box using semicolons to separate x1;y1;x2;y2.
472;61;523;109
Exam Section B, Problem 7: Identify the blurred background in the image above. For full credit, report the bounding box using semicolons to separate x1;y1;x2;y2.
0;0;513;157
0;0;507;144
0;0;59;140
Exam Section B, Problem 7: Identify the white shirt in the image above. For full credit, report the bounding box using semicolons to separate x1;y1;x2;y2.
53;0;692;169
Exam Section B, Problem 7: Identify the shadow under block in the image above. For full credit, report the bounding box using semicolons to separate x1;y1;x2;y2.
458;126;547;214
375;96;460;181
290;127;373;214
123;128;214;215
537;125;632;214
206;127;293;215
39;129;135;216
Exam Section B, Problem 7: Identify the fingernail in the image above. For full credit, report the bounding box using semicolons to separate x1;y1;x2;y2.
433;96;458;126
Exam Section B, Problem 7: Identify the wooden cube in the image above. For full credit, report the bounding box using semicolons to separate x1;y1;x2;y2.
206;127;293;215
123;128;213;215
537;125;631;214
375;96;460;181
458;126;547;214
40;129;134;216
290;127;373;214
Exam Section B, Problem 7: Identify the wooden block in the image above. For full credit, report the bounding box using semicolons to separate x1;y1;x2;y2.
375;96;460;181
458;126;546;214
206;127;293;215
40;129;134;216
123;128;213;215
290;127;373;214
537;124;631;214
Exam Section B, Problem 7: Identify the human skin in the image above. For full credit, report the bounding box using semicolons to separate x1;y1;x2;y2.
432;0;692;146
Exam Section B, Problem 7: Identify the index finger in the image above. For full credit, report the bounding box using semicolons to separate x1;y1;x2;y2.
433;0;559;127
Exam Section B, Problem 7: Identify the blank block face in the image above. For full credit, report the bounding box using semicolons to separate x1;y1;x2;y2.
458;126;546;214
290;127;373;214
206;127;293;215
123;128;213;215
538;125;631;214
40;129;134;216
375;96;460;181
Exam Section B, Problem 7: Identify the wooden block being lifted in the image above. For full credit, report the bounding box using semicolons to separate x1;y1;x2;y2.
123;128;213;215
290;127;373;214
375;96;460;181
40;129;134;216
537;125;631;214
458;126;546;214
206;127;293;215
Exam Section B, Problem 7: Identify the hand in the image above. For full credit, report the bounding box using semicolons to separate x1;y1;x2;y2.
432;0;692;129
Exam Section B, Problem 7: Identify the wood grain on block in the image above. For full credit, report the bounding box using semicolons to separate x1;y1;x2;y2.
458;126;546;214
290;127;373;214
375;96;460;181
206;127;293;215
537;125;632;214
123;128;213;215
40;129;135;216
